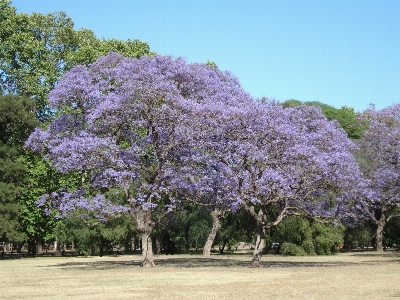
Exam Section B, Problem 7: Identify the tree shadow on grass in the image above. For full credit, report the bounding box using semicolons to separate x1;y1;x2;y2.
50;256;365;270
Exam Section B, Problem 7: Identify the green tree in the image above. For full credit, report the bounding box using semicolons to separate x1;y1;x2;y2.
0;0;153;120
0;2;78;119
0;94;39;243
65;29;154;68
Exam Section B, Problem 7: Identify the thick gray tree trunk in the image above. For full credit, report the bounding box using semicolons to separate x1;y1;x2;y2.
141;232;155;267
203;209;222;256
375;219;385;252
251;224;266;267
135;208;155;267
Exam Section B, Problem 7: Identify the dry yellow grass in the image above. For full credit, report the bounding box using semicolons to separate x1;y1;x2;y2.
1;252;399;299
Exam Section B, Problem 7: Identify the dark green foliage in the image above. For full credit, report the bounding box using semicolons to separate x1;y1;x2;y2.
273;216;344;255
0;94;39;242
312;222;344;255
0;95;77;251
344;222;375;249
384;218;400;248
19;152;69;250
215;209;256;253
55;215;135;255
188;216;211;250
153;205;212;254
280;243;308;256
273;216;314;255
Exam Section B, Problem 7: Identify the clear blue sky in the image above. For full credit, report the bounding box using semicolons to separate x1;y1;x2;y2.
11;0;400;112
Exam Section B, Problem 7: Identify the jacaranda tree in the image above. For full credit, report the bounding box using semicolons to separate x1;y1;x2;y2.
197;100;363;267
26;52;252;266
353;104;400;251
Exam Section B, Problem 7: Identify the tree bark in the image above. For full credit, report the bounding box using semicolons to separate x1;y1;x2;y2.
203;209;222;256
141;231;155;267
375;219;385;252
135;208;155;267
155;237;161;255
37;242;43;254
251;224;266;267
53;239;58;252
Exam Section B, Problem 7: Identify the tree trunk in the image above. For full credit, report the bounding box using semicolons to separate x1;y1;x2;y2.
251;224;266;267
155;237;161;255
375;219;385;252
203;209;222;256
53;239;58;252
141;231;155;267
37;242;43;254
135;208;155;267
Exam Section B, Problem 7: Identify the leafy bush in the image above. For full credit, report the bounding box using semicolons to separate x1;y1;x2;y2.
312;222;344;255
281;242;308;256
272;216;344;255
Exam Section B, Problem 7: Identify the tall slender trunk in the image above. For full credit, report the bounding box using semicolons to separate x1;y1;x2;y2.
53;238;58;252
135;208;155;267
203;209;222;256
251;224;266;267
37;242;43;254
375;219;385;252
155;237;161;255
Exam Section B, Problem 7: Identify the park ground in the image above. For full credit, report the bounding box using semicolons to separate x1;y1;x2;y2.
1;252;400;299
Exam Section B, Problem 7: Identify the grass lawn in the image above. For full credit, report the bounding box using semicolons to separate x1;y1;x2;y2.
1;252;399;299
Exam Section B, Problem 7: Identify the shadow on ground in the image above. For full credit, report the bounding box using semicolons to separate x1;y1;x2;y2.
50;256;367;270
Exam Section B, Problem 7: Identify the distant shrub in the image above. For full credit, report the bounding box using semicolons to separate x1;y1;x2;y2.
312;222;344;255
281;242;308;256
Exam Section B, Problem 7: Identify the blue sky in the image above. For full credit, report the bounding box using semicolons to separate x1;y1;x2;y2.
11;0;400;112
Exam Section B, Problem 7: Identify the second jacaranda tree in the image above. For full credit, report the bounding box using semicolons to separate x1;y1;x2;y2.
194;100;364;266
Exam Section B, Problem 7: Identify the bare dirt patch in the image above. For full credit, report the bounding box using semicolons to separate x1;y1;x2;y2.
1;252;399;299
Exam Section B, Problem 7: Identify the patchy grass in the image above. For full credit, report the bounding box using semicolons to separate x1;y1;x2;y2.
1;252;400;299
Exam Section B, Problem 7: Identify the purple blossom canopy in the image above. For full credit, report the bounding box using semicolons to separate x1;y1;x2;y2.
26;52;252;218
